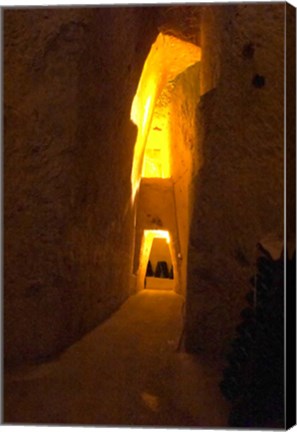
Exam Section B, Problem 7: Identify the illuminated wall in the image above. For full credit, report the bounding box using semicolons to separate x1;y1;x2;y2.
141;110;171;179
130;33;201;202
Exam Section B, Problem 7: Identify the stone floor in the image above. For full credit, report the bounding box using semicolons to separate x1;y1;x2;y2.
4;289;230;427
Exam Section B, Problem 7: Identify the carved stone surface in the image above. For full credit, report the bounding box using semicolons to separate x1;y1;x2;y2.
4;7;159;365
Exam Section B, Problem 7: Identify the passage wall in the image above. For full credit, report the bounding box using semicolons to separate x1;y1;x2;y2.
4;7;160;365
185;4;284;356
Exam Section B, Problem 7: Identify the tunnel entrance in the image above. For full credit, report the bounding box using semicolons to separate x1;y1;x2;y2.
141;230;175;290
146;237;174;290
130;33;201;295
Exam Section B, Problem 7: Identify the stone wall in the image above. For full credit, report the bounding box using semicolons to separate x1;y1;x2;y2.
4;6;159;365
185;3;285;357
169;64;201;297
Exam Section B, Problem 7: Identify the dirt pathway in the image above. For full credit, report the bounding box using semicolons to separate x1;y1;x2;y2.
4;290;229;427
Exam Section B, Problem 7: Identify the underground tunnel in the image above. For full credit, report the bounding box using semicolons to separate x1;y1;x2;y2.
3;3;292;429
130;32;201;296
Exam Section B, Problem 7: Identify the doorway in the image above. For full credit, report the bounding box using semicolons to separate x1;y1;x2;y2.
145;236;174;290
137;229;176;291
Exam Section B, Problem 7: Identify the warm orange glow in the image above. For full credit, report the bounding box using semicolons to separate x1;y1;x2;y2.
141;109;171;178
137;229;174;290
130;74;159;202
130;33;201;202
144;229;171;244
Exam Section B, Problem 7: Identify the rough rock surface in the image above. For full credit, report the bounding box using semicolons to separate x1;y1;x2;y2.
185;4;285;356
169;64;201;297
4;7;160;365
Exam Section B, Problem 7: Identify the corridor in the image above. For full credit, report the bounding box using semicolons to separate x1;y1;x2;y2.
4;290;229;427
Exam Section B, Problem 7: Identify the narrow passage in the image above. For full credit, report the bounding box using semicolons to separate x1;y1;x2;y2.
4;290;229;427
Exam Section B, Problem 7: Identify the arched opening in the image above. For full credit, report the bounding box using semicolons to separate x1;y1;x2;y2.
130;32;201;294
